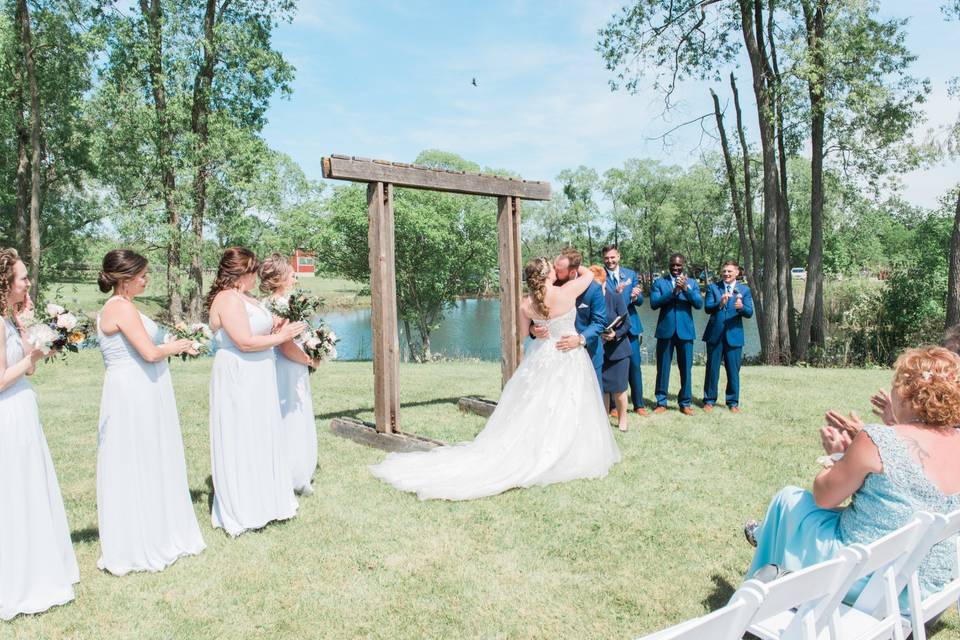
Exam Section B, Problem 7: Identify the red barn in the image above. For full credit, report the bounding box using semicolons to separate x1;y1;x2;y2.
292;249;316;277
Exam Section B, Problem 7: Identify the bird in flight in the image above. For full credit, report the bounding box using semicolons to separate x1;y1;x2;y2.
471;77;477;87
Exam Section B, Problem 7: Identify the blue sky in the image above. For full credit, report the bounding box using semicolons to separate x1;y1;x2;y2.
262;0;959;209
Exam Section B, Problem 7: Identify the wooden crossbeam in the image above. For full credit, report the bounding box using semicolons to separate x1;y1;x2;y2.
323;155;551;200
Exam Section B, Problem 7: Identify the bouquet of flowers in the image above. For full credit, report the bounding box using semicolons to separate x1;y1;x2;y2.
23;302;91;356
164;321;213;360
265;289;323;323
301;323;338;368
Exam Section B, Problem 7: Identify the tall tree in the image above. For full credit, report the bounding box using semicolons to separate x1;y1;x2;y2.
945;0;960;327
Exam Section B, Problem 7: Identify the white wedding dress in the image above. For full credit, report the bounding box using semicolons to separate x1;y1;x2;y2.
209;294;297;536
96;298;206;575
370;307;621;501
0;318;79;620
275;346;317;495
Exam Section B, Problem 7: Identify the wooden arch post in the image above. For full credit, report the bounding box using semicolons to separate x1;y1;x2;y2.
323;155;550;441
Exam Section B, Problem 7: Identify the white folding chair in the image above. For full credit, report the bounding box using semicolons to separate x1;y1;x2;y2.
745;550;861;640
636;584;763;640
900;508;960;640
825;515;933;640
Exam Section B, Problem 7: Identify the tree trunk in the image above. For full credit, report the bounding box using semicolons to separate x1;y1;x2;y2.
947;189;960;328
739;0;781;364
731;73;765;344
796;0;828;360
140;0;184;320
187;0;219;321
711;88;752;286
13;73;29;257
17;0;42;288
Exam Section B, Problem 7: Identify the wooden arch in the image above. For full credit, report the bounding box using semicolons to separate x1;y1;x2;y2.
322;155;551;436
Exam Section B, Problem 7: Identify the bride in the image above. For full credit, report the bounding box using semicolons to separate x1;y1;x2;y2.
370;256;621;501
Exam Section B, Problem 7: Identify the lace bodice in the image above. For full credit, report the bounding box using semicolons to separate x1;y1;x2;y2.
97;298;165;369
1;317;29;395
214;294;273;352
839;424;960;594
532;307;577;340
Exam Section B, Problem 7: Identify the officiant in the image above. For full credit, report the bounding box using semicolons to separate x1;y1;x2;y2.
589;265;631;432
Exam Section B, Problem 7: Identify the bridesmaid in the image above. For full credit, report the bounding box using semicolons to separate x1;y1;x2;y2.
259;254;320;496
207;247;305;536
95;249;206;575
0;248;79;620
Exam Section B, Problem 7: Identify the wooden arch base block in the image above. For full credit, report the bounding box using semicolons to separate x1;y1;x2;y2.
330;417;443;453
457;396;497;418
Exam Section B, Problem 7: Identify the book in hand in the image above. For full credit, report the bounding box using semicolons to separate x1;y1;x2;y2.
604;313;628;333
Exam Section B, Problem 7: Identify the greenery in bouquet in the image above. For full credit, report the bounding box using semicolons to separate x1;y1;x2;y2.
301;323;338;369
265;289;323;323
164;321;213;360
21;302;92;357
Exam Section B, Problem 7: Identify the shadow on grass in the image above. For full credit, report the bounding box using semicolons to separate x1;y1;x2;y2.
71;527;99;544
315;396;468;422
190;476;215;513
701;573;737;611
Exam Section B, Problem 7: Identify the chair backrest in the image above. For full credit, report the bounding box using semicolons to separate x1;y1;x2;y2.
903;508;960;637
896;509;960;592
745;552;860;638
638;586;763;640
848;515;933;616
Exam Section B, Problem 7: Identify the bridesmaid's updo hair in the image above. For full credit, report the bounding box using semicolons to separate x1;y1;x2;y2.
98;249;149;293
524;256;551;319
892;346;960;427
0;247;21;315
258;253;293;295
206;247;260;310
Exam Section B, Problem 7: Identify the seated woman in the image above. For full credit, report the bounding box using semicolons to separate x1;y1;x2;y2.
745;346;960;602
589;265;631;432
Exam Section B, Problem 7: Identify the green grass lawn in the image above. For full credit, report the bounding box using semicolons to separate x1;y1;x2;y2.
6;355;959;639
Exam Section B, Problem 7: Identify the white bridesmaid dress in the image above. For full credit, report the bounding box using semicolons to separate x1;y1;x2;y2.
95;297;206;575
0;318;79;620
370;307;621;501
209;292;297;536
275;346;317;495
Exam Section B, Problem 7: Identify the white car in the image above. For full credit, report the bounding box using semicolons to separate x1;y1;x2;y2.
791;267;807;280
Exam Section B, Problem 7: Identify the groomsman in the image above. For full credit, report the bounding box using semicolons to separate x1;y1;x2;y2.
530;247;606;387
702;260;754;413
602;244;648;416
650;253;703;415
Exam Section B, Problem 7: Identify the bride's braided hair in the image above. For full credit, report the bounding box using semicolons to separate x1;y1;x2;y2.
524;256;551;319
0;247;20;316
205;247;260;311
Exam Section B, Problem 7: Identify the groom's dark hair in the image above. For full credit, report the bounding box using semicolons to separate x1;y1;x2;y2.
561;246;582;269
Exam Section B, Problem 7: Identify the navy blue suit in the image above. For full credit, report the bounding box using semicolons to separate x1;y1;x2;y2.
650;275;703;408
576;280;607;387
605;266;645;408
702;281;753;407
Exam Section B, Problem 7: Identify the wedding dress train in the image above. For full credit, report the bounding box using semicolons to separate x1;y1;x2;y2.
370;307;621;501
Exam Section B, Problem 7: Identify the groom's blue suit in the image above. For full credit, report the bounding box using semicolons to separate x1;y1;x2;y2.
576;281;607;388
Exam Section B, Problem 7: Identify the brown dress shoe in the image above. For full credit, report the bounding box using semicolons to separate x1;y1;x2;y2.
653;406;667;414
729;406;742;413
634;408;649;417
703;404;714;413
680;407;695;416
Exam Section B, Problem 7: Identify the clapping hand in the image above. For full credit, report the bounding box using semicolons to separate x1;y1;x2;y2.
824;410;863;437
870;389;895;425
820;425;853;455
615;278;631;295
630;284;642;301
675;274;687;291
734;294;744;310
720;291;732;306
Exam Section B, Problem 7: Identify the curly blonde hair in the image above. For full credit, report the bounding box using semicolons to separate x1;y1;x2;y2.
258;253;293;295
0;247;21;317
524;257;551;319
892;346;960;427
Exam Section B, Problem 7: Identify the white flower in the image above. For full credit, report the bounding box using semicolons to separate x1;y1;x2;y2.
271;297;290;312
192;341;202;351
199;323;213;339
27;324;58;355
45;303;65;317
191;323;205;334
56;312;78;331
163;332;175;344
325;347;337;361
327;331;337;342
305;337;321;350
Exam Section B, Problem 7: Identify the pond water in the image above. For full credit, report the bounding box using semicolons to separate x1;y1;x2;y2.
322;298;761;362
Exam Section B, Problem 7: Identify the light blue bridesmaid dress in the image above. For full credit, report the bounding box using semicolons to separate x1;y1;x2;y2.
749;424;960;601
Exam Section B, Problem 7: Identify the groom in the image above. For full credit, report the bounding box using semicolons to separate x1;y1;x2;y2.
530;247;606;387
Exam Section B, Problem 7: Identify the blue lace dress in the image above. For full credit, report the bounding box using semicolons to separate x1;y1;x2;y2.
749;424;960;600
